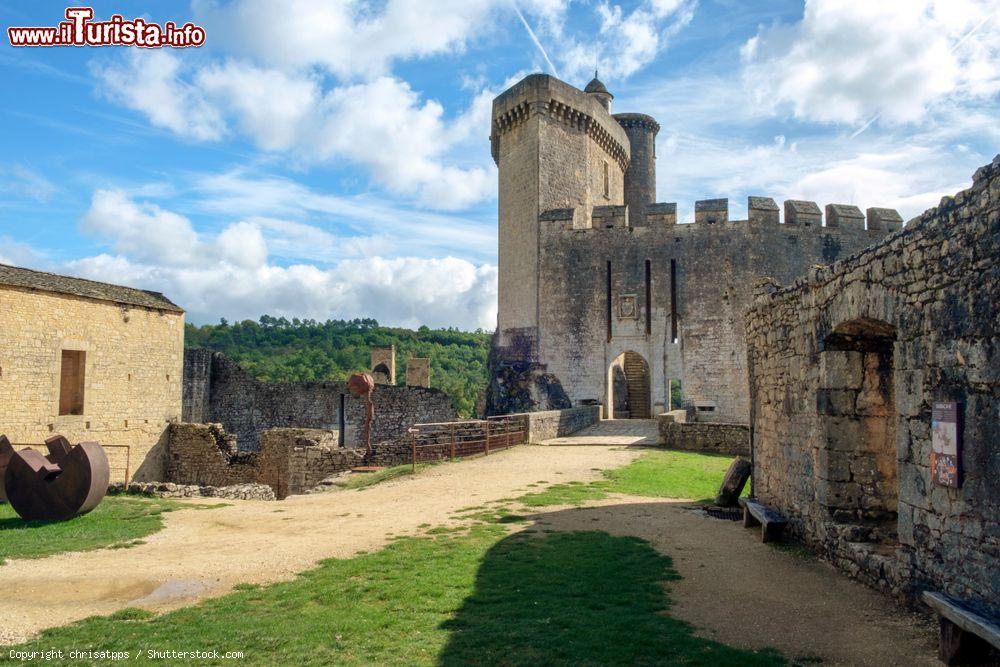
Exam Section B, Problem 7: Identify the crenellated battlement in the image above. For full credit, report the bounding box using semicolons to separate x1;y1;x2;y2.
538;196;904;234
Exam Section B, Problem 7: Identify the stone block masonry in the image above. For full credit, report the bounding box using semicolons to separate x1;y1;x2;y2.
525;405;601;442
746;156;1000;619
0;264;184;483
657;415;749;456
182;350;456;451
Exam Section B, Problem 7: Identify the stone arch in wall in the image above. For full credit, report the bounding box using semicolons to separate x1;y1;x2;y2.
607;351;651;419
817;317;898;544
372;363;392;385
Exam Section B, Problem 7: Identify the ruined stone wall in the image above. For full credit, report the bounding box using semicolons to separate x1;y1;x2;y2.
532;203;889;422
0;287;183;482
746;157;1000;617
182;350;457;451
657;417;749;456
525;405;601;442
166;423;414;499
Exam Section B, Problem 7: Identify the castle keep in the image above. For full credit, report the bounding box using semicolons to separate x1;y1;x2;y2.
486;73;903;423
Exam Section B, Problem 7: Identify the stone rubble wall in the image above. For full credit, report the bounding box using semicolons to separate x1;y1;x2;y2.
109;481;276;501
525;405;601;442
165;423;416;500
657;416;749;456
182;350;457;451
745;156;1000;618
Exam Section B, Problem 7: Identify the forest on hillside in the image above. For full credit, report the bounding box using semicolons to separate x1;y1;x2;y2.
184;316;492;417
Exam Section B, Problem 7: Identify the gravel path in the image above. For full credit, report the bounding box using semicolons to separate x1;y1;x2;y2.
0;445;638;645
0;444;937;665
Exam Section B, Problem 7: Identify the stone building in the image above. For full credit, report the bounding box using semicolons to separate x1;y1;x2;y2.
746;157;999;618
0;264;184;481
486;73;902;422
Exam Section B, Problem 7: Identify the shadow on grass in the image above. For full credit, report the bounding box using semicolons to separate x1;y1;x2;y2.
439;528;784;666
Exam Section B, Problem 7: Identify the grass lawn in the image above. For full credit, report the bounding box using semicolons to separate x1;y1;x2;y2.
0;496;212;565
3;522;784;666
519;450;745;506
334;463;431;490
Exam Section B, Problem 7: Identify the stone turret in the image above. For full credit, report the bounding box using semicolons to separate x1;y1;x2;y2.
584;72;613;113
614;113;660;227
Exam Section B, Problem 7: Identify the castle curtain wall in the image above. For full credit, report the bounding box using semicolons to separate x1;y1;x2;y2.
746;158;1000;616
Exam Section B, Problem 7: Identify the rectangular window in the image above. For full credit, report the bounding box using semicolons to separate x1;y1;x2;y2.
670;259;678;343
645;260;652;336
603;161;610;198
606;261;612;342
59;350;86;416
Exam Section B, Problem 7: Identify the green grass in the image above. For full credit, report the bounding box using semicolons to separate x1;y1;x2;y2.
3;524;784;666
520;450;745;506
333;463;431;490
0;496;205;565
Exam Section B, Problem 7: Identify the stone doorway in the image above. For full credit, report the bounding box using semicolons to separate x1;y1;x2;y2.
818;318;898;545
608;351;651;419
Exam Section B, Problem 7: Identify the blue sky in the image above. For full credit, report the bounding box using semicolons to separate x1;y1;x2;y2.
2;0;998;329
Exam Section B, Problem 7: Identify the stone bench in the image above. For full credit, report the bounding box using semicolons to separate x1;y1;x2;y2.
739;498;787;543
923;591;1000;665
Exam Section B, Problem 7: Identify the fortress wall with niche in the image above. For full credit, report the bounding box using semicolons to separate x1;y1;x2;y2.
746;157;999;615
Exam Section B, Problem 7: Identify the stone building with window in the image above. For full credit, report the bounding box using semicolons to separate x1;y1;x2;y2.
486;73;903;422
0;264;184;482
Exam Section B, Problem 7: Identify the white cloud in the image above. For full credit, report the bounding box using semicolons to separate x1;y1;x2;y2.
742;0;1000;126
92;54;496;209
0;236;46;267
92;50;226;141
71;190;497;329
192;0;502;80
0;166;58;202
558;0;696;82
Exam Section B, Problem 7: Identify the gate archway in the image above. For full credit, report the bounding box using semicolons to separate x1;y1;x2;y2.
608;351;651;419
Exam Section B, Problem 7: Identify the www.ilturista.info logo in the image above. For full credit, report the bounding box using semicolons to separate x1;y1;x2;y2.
8;7;206;48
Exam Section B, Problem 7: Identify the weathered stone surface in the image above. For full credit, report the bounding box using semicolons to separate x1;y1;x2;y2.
109;481;276;501
747;157;1000;618
657;417;750;456
183;350;456;451
487;73;900;423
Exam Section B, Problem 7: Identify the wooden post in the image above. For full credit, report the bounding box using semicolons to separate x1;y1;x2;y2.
411;430;417;473
450;423;456;461
505;416;511;449
124;445;132;486
485;419;491;456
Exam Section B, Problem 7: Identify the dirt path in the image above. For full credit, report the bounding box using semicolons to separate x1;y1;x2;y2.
532;497;938;666
0;445;639;646
1;444;937;665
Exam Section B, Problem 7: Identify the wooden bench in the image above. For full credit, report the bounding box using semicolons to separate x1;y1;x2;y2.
923;591;1000;665
738;498;788;543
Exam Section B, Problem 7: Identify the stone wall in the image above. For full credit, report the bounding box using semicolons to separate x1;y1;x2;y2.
165;423;414;499
746;157;1000;618
0;286;183;482
525;405;601;442
488;73;898;422
657;415;749;456
182;350;457;451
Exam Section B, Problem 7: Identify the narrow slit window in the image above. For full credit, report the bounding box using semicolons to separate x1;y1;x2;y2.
644;259;652;336
603;161;610;198
59;350;86;416
670;259;678;344
606;261;613;342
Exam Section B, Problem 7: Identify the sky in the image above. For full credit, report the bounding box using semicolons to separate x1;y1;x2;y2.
1;0;998;330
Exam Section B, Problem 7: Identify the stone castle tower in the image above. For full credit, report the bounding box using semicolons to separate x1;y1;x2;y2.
487;73;903;423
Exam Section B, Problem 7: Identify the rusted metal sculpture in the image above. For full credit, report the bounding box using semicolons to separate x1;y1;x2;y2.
0;434;110;521
347;372;376;459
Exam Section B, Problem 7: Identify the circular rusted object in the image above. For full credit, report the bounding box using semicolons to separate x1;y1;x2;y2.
347;372;375;397
1;435;110;521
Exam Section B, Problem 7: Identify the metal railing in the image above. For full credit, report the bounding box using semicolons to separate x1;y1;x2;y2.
407;415;528;470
